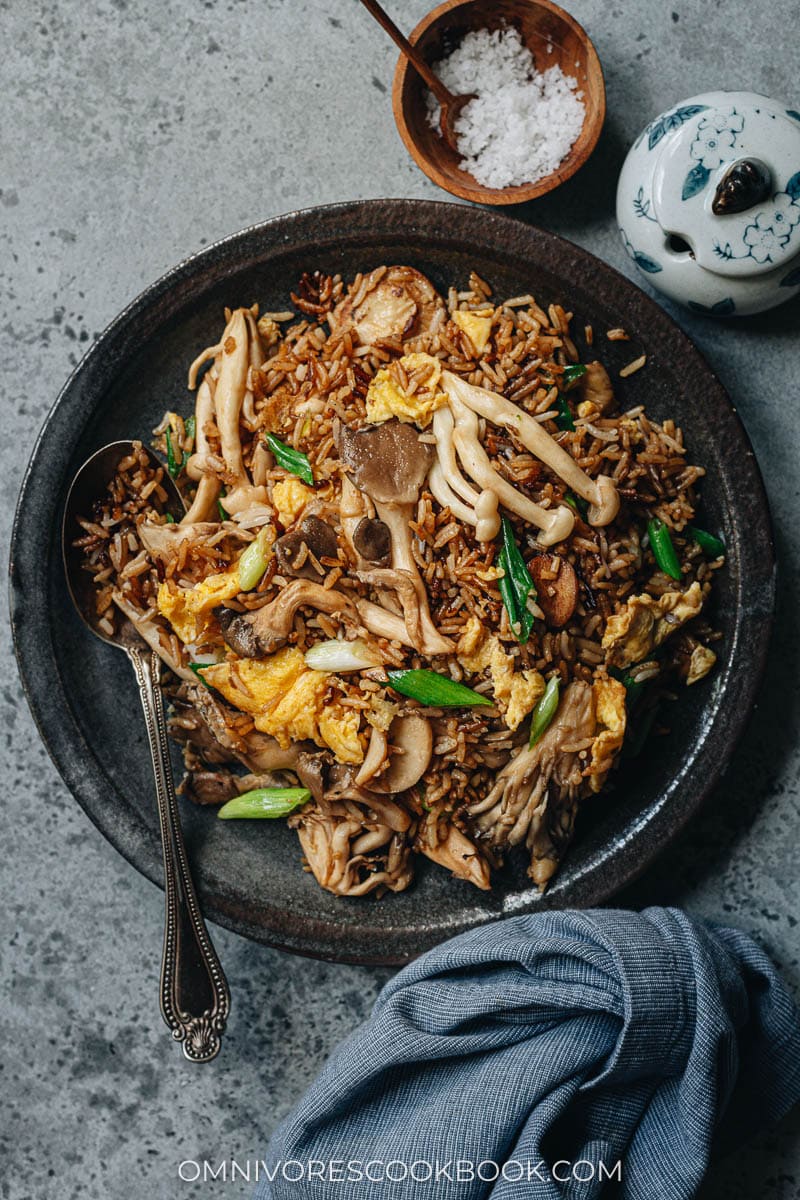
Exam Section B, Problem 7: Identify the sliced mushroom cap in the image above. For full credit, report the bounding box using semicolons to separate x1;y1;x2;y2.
338;419;434;506
216;606;262;658
274;515;338;580
329;266;445;344
352;517;391;564
369;714;433;794
528;554;579;629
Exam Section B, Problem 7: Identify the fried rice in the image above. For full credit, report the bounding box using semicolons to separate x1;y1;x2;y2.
74;265;723;898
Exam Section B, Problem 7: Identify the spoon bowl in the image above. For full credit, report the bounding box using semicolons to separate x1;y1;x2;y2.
62;440;185;647
392;0;606;205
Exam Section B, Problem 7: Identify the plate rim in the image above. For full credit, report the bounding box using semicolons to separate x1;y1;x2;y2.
9;198;776;965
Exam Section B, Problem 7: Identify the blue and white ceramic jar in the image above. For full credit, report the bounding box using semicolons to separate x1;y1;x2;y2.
617;91;800;315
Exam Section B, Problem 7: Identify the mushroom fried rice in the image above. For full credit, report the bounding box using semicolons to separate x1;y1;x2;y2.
74;266;724;898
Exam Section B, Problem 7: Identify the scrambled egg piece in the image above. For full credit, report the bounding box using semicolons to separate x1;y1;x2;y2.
157;570;241;644
202;649;364;764
365;352;448;427
452;309;493;355
602;581;703;669
585;673;627;793
457;615;544;731
687;644;717;686
366;694;399;732
271;477;313;528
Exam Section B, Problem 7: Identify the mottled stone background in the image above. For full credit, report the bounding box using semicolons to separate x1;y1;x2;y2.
3;1;799;1196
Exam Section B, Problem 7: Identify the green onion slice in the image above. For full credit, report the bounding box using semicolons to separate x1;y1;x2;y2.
238;527;271;591
218;787;311;819
565;491;589;517
184;415;196;442
497;516;535;644
266;432;314;485
561;363;588;389
165;427;181;478
646;517;682;581
555;395;576;432
386;669;493;708
609;665;647;709
529;675;561;748
688;526;725;558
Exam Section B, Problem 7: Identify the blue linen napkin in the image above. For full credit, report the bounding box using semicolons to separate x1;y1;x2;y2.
254;908;800;1199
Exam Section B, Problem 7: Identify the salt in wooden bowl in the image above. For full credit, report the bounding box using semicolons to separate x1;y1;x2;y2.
392;0;606;205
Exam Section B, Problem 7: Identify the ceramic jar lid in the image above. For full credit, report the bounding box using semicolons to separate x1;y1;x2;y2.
617;91;800;315
652;100;800;277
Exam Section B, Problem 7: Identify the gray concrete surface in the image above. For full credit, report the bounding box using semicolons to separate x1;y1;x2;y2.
2;1;799;1196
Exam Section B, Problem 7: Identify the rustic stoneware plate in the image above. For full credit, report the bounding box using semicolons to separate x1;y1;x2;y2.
10;199;774;965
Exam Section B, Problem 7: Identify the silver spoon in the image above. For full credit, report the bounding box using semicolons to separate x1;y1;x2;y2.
62;440;230;1062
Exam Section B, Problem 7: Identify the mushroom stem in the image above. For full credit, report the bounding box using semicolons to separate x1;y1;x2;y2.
374;501;453;655
448;394;574;547
428;461;478;527
355;599;415;647
182;373;221;525
442;371;619;528
432;407;481;506
210;308;268;516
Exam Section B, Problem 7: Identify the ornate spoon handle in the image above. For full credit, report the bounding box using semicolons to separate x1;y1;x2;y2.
128;646;230;1061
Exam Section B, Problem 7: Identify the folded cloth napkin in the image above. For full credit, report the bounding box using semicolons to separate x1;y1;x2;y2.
254;908;800;1199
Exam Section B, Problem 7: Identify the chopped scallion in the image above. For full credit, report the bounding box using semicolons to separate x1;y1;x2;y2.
266;432;314;485
561;363;588;389
386;669;493;708
555;395;576;432
688;526;725;558
218;787;311;819
529;675;561;748
497;516;535;644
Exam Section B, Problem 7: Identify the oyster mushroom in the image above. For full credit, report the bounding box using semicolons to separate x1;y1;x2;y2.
416;810;491;890
217;579;359;657
441;371;620;533
469;680;595;889
171;682;328;801
338;420;452;656
329;265;446;344
291;792;413;896
274;515;338;580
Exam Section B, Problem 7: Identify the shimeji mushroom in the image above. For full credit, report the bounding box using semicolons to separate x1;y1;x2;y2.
184;307;270;523
182;373;221;523
439;371;620;539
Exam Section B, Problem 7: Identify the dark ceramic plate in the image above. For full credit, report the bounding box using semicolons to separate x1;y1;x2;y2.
10;200;774;965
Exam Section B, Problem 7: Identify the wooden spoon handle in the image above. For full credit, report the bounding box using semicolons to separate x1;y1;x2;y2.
357;0;453;106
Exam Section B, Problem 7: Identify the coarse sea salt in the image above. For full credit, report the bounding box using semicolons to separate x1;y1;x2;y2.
426;26;585;190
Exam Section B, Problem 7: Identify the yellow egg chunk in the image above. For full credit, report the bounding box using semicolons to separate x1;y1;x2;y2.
157;569;241;644
452;309;493;355
271;477;314;528
365;352;448;427
457;615;544;730
586;674;627;793
201;650;365;764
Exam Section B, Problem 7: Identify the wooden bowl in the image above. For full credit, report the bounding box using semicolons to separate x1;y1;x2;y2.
392;0;606;205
